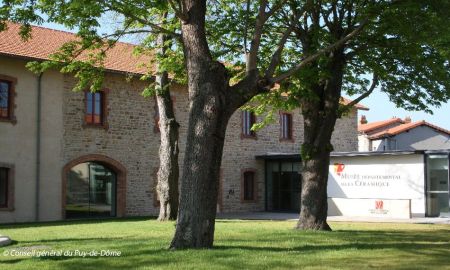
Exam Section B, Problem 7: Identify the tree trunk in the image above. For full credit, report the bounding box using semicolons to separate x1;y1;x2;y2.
296;50;345;230
169;1;230;248
170;61;235;248
169;0;262;249
297;136;334;231
155;30;180;221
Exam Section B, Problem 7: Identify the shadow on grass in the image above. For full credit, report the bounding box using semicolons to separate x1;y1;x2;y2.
331;229;450;243
24;240;450;270
17;237;127;244
214;242;450;253
0;216;158;229
2;221;450;270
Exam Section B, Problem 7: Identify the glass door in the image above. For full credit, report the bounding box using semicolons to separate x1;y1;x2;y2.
66;162;117;219
88;163;117;217
266;161;301;212
426;155;450;217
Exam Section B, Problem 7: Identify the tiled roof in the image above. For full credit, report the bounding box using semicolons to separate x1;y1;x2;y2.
0;22;152;75
368;120;450;139
340;97;369;111
358;118;404;133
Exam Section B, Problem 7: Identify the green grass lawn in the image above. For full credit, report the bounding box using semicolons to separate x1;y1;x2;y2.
0;218;449;270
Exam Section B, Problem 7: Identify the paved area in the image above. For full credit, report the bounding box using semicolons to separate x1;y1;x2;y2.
217;212;450;224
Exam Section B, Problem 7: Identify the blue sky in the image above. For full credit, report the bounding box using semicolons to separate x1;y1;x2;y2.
39;21;450;130
353;89;450;130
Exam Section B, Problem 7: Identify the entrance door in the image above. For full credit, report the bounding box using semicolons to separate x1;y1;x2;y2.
66;162;117;218
426;155;450;217
267;161;301;212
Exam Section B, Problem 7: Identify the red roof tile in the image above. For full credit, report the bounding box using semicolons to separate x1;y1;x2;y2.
0;22;152;75
368;120;450;139
340;97;369;111
358;118;404;133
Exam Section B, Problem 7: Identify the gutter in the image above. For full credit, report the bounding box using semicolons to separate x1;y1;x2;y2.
35;72;43;222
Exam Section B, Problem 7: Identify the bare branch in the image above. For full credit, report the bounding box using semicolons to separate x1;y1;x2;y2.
104;2;181;40
345;72;379;108
243;0;251;54
101;29;156;39
246;0;269;72
168;0;189;22
265;0;289;18
270;18;369;84
264;9;305;78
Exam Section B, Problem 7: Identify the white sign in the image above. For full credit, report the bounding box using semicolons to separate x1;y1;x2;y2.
328;154;424;200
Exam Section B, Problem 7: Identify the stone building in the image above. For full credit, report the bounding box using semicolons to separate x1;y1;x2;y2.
0;23;363;223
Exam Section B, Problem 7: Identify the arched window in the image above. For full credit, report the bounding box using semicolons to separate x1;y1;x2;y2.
66;162;117;218
63;155;126;219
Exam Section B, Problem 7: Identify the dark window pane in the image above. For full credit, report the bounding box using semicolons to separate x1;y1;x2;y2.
244;171;255;201
281;113;292;139
86;93;93;114
0;168;8;207
0;81;10;118
242;111;255;136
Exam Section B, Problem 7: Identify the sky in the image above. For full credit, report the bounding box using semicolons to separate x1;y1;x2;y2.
37;21;450;130
353;89;450;130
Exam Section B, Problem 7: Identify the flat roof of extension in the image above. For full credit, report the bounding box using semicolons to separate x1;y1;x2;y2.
255;149;450;160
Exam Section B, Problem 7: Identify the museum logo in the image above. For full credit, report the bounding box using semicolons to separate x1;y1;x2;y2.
370;200;389;215
333;163;345;176
375;200;384;210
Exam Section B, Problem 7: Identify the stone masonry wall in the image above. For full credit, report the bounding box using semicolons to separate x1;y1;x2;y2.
221;108;358;212
63;71;358;216
63;73;160;216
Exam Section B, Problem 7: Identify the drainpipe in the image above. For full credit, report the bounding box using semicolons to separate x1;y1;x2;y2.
36;72;43;222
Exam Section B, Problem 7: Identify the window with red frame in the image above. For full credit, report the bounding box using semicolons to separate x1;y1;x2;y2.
0;80;11;119
242;110;256;137
0;168;8;208
280;113;293;140
85;91;104;125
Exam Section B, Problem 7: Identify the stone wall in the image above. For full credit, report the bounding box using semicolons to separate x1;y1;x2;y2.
63;73;358;216
220;108;358;212
62;73;160;216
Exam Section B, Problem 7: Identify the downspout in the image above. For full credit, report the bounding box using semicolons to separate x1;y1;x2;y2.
36;72;43;222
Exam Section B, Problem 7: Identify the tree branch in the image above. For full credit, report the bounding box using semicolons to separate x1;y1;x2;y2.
265;0;289;18
168;0;189;22
345;72;379;108
243;0;251;54
270;17;369;84
264;9;305;78
101;29;156;39
105;2;181;40
247;0;269;72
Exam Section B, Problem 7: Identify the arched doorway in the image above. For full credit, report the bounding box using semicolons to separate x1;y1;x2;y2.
62;155;126;219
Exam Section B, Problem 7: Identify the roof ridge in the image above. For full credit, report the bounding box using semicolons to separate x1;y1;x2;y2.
9;21;139;48
358;117;403;133
368;119;450;139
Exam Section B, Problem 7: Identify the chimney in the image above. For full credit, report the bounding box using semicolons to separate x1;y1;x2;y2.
404;116;411;123
360;115;368;125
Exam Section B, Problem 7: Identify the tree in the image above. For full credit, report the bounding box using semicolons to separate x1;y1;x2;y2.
2;0;448;248
247;0;450;230
154;29;180;221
